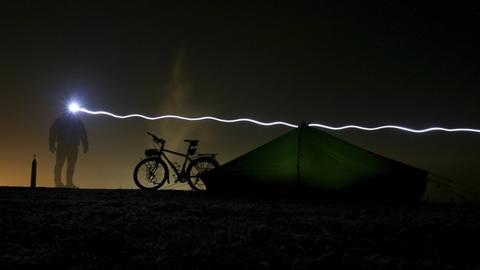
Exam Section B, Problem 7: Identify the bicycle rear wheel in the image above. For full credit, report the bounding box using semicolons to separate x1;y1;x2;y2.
186;157;219;191
133;157;169;189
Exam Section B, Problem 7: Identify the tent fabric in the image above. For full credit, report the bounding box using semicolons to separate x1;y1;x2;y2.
203;125;428;201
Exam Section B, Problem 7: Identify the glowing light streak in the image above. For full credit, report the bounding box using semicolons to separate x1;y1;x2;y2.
77;107;298;128
307;124;480;134
74;106;480;134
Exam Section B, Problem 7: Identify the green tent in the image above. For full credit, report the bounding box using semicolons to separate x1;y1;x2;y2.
203;124;428;201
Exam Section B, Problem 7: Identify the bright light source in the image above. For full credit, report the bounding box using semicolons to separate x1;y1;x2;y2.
75;106;480;134
68;102;81;113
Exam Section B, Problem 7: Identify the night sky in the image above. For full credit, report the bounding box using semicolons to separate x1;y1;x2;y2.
1;1;479;190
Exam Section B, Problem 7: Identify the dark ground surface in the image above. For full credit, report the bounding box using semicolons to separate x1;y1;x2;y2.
0;187;479;270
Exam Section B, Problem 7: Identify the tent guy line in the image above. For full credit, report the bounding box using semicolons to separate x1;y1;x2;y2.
69;103;480;134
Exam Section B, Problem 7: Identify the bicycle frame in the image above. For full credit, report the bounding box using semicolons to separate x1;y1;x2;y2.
159;148;193;183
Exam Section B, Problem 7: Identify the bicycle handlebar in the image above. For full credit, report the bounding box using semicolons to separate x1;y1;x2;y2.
147;132;164;144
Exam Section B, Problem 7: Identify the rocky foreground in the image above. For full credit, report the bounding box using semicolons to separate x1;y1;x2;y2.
0;187;478;269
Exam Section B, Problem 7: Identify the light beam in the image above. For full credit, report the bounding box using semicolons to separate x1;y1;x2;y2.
78;107;297;128
75;106;480;134
307;123;480;134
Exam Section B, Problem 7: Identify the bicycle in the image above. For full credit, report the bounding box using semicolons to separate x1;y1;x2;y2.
133;132;219;191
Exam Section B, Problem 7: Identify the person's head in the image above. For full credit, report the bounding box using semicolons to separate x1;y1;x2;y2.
61;111;79;119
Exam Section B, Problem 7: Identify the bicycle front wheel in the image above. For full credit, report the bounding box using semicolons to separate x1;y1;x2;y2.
186;157;219;191
133;157;169;189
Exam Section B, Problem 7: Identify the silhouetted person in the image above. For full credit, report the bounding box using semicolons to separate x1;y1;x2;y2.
49;112;88;188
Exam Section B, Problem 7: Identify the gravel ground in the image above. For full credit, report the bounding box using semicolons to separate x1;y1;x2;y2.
0;187;479;269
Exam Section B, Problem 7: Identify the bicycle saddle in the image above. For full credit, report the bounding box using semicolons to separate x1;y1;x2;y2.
198;153;217;158
184;139;199;146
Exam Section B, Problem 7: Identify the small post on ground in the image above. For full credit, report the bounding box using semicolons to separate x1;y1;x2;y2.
31;155;37;189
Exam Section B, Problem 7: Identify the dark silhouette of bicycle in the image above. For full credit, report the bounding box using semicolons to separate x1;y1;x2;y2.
133;132;219;191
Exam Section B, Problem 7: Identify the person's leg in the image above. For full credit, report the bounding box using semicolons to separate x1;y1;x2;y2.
54;144;67;187
66;146;79;187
